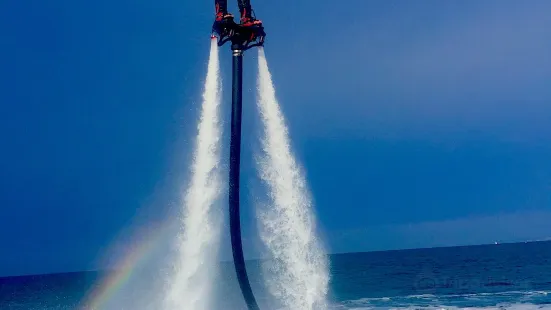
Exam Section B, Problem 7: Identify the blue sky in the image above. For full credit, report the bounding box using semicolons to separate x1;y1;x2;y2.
1;0;550;276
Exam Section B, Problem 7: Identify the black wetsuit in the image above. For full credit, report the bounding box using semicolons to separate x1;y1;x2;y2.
216;0;253;19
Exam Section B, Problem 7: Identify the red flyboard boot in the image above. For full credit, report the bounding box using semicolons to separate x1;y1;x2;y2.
240;8;262;27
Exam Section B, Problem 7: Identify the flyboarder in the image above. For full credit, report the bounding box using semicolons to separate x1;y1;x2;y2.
215;0;262;26
212;0;265;49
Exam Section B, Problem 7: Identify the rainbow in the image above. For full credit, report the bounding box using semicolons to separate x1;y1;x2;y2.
81;221;172;310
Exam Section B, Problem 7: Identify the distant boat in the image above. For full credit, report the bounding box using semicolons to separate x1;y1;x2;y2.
494;241;499;245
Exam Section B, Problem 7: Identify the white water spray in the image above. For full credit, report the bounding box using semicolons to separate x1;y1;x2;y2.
164;39;223;310
255;47;330;310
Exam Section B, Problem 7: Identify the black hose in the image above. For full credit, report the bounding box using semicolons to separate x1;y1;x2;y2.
228;48;260;310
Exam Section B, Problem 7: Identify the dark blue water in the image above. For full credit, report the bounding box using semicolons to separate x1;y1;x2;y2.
1;241;550;309
329;241;551;309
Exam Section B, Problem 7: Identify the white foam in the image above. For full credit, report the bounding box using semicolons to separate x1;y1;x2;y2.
163;39;223;310
255;47;330;310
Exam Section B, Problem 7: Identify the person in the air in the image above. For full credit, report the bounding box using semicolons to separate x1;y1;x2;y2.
215;0;262;27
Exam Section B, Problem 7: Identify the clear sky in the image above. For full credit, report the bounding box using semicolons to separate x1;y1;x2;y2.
1;0;550;276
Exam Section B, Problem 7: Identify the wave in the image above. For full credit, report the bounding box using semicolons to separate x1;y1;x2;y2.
335;290;551;310
337;304;551;310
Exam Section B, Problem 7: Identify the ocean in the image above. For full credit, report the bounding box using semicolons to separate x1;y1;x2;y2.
1;241;550;309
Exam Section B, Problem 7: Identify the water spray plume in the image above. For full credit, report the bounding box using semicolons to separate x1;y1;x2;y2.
164;39;223;310
255;47;330;310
